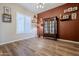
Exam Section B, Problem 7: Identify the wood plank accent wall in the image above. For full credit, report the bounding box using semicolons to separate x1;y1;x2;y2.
37;3;79;42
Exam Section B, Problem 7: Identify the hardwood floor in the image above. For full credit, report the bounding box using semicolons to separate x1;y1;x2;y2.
0;38;79;56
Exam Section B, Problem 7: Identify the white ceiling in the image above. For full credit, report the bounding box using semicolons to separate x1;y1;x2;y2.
19;3;64;14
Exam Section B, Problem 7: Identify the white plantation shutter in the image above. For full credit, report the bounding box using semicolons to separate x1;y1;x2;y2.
16;13;31;34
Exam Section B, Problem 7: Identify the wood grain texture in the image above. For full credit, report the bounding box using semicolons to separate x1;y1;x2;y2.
0;38;79;56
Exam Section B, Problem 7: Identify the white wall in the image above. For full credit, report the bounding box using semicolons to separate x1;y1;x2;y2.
0;3;37;44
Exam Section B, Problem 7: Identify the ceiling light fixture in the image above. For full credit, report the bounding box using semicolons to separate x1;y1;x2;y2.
36;3;45;9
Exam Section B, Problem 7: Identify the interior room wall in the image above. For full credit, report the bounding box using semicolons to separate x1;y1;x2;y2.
37;3;79;42
0;3;37;44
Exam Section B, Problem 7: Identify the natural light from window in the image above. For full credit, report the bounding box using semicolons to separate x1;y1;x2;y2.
16;13;31;34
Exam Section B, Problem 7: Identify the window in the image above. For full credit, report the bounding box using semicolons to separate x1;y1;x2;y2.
25;16;31;33
16;13;31;34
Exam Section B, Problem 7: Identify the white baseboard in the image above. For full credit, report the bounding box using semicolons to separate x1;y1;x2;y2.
0;37;79;46
0;36;36;46
58;39;79;44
